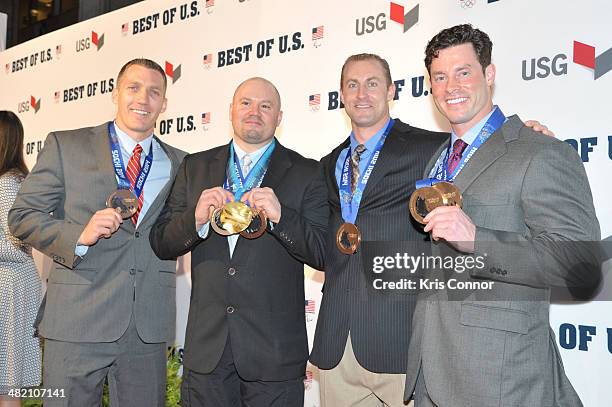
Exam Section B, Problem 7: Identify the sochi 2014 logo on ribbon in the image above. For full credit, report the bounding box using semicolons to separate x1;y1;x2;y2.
355;2;419;36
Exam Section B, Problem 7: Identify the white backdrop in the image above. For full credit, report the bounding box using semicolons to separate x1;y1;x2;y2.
0;12;7;52
0;0;610;405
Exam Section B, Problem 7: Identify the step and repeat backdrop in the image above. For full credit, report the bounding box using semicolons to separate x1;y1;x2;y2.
0;0;610;405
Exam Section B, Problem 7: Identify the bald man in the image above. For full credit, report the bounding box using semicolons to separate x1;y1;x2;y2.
150;77;328;406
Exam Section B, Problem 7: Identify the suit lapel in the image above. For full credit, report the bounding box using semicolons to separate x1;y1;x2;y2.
453;119;516;192
260;140;292;190
137;138;183;230
327;138;350;209
210;143;231;187
424;141;449;178
359;121;412;200
90;123;120;194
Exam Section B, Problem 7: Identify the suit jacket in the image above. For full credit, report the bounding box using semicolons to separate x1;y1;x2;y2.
404;116;600;406
309;119;448;373
8;123;186;343
149;140;328;381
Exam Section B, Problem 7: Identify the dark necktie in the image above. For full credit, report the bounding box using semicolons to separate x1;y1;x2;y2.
126;144;144;225
351;144;366;196
447;139;468;175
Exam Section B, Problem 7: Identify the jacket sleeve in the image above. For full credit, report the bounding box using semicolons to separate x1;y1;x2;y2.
8;133;84;268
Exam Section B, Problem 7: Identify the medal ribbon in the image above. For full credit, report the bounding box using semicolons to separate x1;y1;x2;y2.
340;119;394;223
223;140;276;200
416;106;505;189
107;122;153;199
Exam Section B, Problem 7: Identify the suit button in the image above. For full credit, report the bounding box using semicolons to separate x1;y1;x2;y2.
135;232;140;238
228;267;236;276
226;306;235;314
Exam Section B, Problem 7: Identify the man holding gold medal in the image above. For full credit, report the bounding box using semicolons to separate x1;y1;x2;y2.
150;77;327;406
9;59;186;406
403;25;600;406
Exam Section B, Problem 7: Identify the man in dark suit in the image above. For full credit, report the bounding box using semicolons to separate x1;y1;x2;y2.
309;53;448;406
403;24;600;406
150;77;327;406
8;59;186;407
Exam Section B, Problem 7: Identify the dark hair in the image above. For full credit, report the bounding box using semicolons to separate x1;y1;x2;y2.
0;111;28;178
116;58;167;90
340;53;393;89
425;24;492;74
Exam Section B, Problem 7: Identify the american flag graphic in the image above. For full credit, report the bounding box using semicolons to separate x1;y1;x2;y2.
309;94;320;107
312;26;324;41
203;53;213;65
305;299;315;313
206;0;215;7
121;23;129;35
55;44;62;56
202;112;211;124
54;91;60;103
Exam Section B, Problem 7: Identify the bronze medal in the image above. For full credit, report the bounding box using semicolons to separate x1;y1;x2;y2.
106;189;138;219
336;222;361;254
409;181;462;224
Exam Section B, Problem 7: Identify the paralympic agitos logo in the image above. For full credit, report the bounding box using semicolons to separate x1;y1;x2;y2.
355;2;419;36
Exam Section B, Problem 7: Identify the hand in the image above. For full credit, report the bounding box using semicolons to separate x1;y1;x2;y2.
195;187;234;229
240;187;282;223
423;205;475;253
78;208;123;246
524;120;555;137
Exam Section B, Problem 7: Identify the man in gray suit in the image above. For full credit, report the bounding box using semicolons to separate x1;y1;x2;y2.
404;25;600;406
9;58;186;407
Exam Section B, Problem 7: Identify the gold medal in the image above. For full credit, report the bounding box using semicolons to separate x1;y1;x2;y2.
409;181;462;224
210;201;267;238
106;189;138;219
336;222;361;254
239;210;268;239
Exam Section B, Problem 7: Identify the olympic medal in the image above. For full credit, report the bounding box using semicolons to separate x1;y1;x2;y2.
106;189;138;219
336;222;361;254
240;209;268;239
210;201;254;235
409;181;462;224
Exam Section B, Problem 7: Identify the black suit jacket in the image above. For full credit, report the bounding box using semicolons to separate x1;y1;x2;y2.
309;119;448;373
150;139;327;381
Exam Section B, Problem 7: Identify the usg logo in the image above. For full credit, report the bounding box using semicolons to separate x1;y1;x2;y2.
355;2;419;36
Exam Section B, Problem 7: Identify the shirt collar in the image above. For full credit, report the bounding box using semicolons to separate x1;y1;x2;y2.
231;139;273;165
112;121;154;154
451;108;495;147
349;118;392;153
